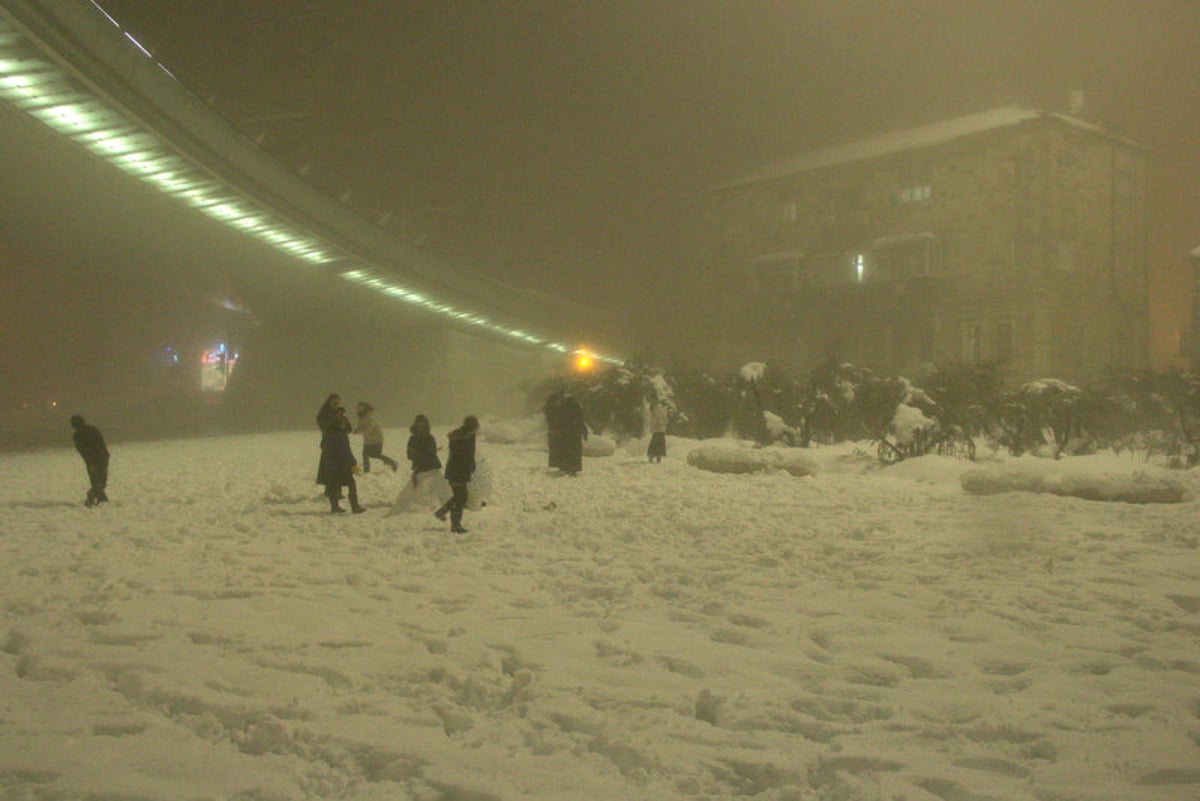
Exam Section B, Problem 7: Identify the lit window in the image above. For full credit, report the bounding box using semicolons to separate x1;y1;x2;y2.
855;253;865;282
899;184;932;203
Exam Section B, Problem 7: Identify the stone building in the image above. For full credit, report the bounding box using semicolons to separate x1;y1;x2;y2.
702;106;1149;385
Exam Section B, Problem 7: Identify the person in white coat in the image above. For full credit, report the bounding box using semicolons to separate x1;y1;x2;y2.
354;402;398;473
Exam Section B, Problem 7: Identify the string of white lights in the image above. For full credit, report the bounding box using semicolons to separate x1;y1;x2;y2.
0;8;617;366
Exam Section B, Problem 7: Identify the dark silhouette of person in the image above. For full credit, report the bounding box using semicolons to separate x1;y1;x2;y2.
434;415;479;533
647;397;668;463
71;414;109;507
554;393;588;477
406;414;441;486
316;394;364;514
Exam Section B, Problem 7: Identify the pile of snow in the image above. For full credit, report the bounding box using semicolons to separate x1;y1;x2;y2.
479;413;545;445
582;434;616;457
686;440;819;476
961;454;1188;503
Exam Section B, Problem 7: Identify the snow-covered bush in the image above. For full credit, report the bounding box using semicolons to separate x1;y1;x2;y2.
1088;369;1200;466
797;360;873;445
918;361;1005;440
854;374;974;463
732;361;810;445
993;379;1083;457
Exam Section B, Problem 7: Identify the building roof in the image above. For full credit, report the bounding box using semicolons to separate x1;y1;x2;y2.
722;105;1134;189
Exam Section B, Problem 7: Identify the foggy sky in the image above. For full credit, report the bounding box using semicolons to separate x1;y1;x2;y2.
90;0;1198;358
2;0;1198;414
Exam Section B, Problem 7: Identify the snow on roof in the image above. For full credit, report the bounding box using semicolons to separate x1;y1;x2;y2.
721;105;1123;189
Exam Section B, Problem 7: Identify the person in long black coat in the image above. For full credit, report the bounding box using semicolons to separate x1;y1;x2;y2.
316;394;364;513
71;414;109;506
554;393;588;477
434;415;478;533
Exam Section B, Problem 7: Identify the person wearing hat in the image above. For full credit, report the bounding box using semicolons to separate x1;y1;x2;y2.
70;414;109;507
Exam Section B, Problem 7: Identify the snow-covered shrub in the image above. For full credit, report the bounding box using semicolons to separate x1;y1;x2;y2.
917;361;1005;440
1088;369;1200;466
668;366;735;439
854;374;973;463
797;361;873;445
732;361;810;446
993;379;1083;457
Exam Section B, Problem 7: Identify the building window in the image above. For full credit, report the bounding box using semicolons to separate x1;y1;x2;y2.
995;321;1014;362
899;184;932;203
962;322;983;362
871;234;939;280
855;253;865;283
780;201;798;225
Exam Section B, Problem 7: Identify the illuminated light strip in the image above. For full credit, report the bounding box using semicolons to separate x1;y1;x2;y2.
0;11;621;366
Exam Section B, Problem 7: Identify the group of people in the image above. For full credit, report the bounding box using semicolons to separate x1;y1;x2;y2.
542;389;669;470
70;389;667;518
314;393;479;532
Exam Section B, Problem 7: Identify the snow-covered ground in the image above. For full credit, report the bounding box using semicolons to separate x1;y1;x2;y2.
1;425;1199;800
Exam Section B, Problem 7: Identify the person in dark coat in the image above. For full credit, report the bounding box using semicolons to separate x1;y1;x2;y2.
316;394;364;514
647;397;668;463
434;415;479;533
405;413;441;486
553;393;588;477
70;414;109;507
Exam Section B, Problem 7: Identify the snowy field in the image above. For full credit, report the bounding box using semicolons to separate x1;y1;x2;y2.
1;424;1199;801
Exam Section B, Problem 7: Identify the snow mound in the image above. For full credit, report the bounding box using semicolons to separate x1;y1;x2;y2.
480;414;544;445
583;434;616;457
961;456;1186;503
687;442;819;476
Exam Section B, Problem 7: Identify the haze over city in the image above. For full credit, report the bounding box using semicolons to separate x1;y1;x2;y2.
3;1;1198;418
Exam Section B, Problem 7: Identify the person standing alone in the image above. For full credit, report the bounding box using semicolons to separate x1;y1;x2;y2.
434;415;479;534
70;414;109;507
647;397;668;463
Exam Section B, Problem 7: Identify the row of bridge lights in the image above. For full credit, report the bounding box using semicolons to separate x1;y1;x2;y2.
0;18;617;369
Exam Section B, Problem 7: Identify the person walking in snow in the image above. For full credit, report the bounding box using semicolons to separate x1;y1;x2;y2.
316;394;364;514
70;414;109;507
434;415;479;534
354;401;398;473
647;397;668;463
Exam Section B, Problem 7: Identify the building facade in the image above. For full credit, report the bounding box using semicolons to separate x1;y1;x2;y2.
703;107;1149;385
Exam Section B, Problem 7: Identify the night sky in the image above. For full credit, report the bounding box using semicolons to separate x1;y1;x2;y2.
3;1;1198;411
91;1;1199;347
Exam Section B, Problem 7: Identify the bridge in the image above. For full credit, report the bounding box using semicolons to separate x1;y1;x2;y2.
0;0;618;443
